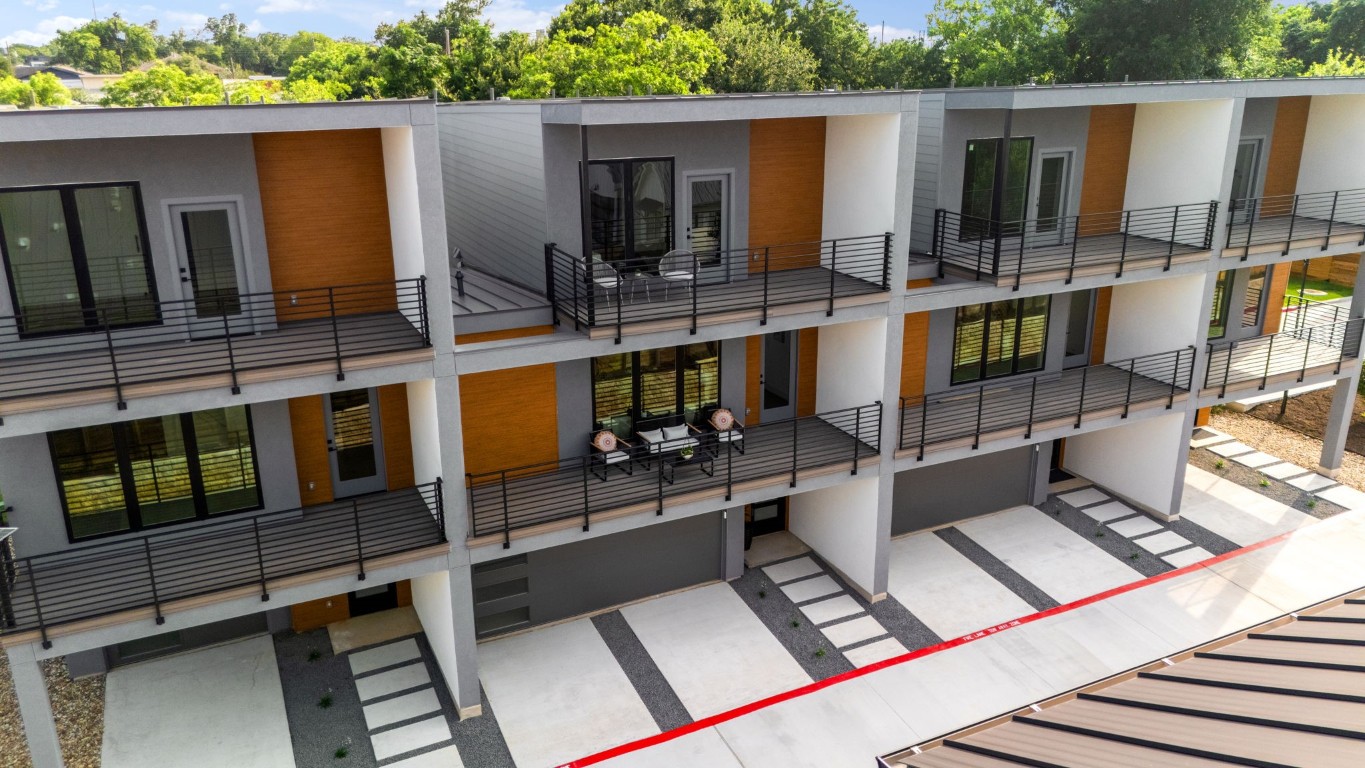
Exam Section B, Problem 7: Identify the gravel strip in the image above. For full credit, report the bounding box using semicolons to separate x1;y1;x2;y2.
1037;496;1171;578
591;611;691;732
0;654;105;768
1189;445;1347;520
933;528;1059;613
731;561;854;680
1211;409;1365;493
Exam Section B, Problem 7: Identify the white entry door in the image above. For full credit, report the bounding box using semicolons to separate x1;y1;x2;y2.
170;202;251;337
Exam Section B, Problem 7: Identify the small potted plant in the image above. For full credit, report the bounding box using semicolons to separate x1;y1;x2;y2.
679;445;695;460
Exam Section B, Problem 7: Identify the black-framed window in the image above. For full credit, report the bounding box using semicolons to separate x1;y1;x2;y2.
1209;269;1233;339
50;405;261;541
961;137;1034;239
0;182;160;336
592;342;720;435
587;158;674;266
952;296;1051;384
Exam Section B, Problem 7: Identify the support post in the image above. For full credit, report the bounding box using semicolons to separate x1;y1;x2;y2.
6;645;65;768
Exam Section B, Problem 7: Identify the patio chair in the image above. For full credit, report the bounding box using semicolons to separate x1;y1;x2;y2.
658;249;698;300
700;407;745;455
589;429;635;480
590;259;622;306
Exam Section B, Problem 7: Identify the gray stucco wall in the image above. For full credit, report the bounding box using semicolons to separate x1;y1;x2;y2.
0;398;300;558
0;135;272;323
891;444;1034;534
910;93;946;255
437;106;550;292
923;292;1071;393
1238;98;1278;200
526;510;722;625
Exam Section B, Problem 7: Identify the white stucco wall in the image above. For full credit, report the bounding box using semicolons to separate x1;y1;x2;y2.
822;113;900;242
815;318;886;414
410;569;470;709
1103;273;1206;362
382;126;424;283
787;476;880;595
1297;96;1365;224
1125;100;1235;245
1063;411;1187;516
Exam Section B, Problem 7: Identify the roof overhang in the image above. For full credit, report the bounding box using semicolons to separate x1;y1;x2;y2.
940;76;1365;110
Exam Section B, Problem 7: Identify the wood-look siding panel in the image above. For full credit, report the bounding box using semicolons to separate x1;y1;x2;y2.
902;311;930;398
396;579;412;607
1090;286;1113;365
746;335;762;424
749;117;826;272
910;93;946;254
288;395;332;506
1262;96;1311;215
459;364;559;477
1262;265;1293;334
1079;105;1136;228
455;325;556;345
797;327;819;417
1195;407;1212;427
1304;253;1359;284
254;129;396;319
378;384;414;491
291;594;349;631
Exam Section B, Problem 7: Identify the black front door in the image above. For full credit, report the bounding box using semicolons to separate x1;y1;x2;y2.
348;583;399;617
746;499;787;549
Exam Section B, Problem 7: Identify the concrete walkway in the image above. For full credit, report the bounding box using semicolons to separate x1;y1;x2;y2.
102;635;295;768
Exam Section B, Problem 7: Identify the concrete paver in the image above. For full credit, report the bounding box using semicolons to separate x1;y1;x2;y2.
1288;473;1338;492
1208;441;1255;458
779;574;842;603
1056;488;1110;507
1108;515;1163;537
1230;451;1281;469
1316;483;1365;511
362;688;441;730
821;615;888;648
348;638;420;675
843;638;908;668
355;661;430;702
1078;500;1136;523
1180;466;1316;545
761;557;822;584
886;532;1033;640
102;635;294;768
797;594;864;625
387;745;466;768
623;582;812;720
1162;546;1213;568
1132;530;1191;554
1259;462;1310;480
370;716;451;762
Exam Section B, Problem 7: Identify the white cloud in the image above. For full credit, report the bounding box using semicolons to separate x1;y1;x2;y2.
162;11;209;29
484;0;559;35
21;0;61;12
255;0;321;13
869;24;926;43
1;15;90;47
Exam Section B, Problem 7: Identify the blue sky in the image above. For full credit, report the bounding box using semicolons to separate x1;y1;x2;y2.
2;1;936;49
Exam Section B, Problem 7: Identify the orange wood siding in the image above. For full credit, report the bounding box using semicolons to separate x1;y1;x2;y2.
746;336;763;424
288;395;333;506
797;328;819;417
901;311;930;398
1262;96;1311;216
254;129;396;319
459;364;559;477
378;384;415;491
1303;253;1360;285
455;326;556;345
1195;407;1211;427
1079;105;1136;234
291;594;349;631
1089;286;1113;365
396;579;412;607
748;117;827;272
1262;265;1293;334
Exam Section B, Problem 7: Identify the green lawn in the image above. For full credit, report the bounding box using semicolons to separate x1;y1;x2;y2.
1284;278;1353;305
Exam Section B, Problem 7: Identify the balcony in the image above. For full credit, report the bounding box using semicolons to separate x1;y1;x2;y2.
0;278;431;421
1224;189;1365;260
465;405;881;547
930;203;1218;289
1204;305;1363;398
0;482;446;648
546;234;891;341
898;348;1195;459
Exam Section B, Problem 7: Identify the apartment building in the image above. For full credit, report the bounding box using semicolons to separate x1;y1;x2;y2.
3;79;1364;766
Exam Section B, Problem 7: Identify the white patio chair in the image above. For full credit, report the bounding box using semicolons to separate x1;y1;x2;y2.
658;249;697;300
591;259;622;306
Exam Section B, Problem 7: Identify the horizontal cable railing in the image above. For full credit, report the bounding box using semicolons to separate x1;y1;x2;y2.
0;278;430;416
900;347;1195;459
0;481;446;648
931;203;1218;287
1205;317;1363;396
546;233;891;339
467;404;882;547
1226;188;1365;255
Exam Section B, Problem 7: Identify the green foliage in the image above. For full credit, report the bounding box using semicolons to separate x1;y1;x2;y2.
101;64;224;106
53;15;158;73
773;0;873;89
870;38;951;90
929;0;1068;86
513;11;722;98
285;41;382;101
706;14;817;93
285;77;351;103
1303;47;1365;75
229;80;284;105
1066;0;1268;82
376;21;446;98
0;73;74;107
0;76;35;107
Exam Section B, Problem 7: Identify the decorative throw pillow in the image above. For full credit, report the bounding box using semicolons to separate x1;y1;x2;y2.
662;424;689;440
711;408;734;430
640;428;665;444
592;430;617;452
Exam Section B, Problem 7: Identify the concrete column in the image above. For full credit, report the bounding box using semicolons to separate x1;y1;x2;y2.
6;644;64;768
788;477;883;600
1027;442;1050;507
1317;251;1365;474
1064;411;1189;520
722;506;744;581
410;566;482;718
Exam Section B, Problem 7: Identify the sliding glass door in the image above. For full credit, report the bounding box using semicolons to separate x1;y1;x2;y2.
952;296;1051;384
592;342;720;435
588;158;674;270
960;137;1034;239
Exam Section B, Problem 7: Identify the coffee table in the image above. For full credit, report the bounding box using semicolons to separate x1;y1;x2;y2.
661;445;715;484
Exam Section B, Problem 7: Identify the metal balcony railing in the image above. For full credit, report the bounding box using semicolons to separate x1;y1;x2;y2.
930;203;1218;288
0;481;446;648
0;278;431;418
1226;189;1365;256
899;348;1195;459
467;404;882;547
546;234;892;340
1205;317;1364;396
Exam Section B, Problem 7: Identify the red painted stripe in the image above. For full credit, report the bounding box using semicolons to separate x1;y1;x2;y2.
561;524;1305;767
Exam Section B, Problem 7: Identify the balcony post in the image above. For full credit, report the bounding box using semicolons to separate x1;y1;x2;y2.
0;536;14;629
143;538;164;625
972;386;984;449
543;243;558;318
25;563;51;649
1067;216;1080;284
1261;334;1275;390
1165;204;1179;269
725;437;733;501
790;418;799;488
434;477;447;543
417;276;432;346
975;231;985;281
882;232;893;290
615;268;623;345
761;247;771;325
1168;350;1180;408
1207;200;1219;250
1122;358;1136;419
934;211;945;280
1014;227;1025;291
251;516;270;602
1075;366;1089;428
582;460;591;532
573;255;583;332
828;239;838;317
1242;201;1257;260
352;499;366;580
850;405;861;475
1283;196;1299;255
1220;342;1234;399
221;309;240;395
691;255;699;334
103;318;126;410
657;453;665;515
500;470;511;549
918;397;928;461
328;287;345;382
1026;376;1038;439
1117;210;1131;278
1323;191;1339;250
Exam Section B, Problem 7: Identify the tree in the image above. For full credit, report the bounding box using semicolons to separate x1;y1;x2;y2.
281;31;334;71
0;77;31;106
1303;47;1365;75
1064;0;1269;82
101;64;224;106
706;14;816;93
1277;3;1331;68
375;21;446;98
549;0;770;40
52;16;158;73
285;76;351;102
1325;0;1365;59
512;11;722;98
284;41;381;100
27;72;73;105
772;0;874;89
929;0;1069;86
228;79;283;104
869;37;951;89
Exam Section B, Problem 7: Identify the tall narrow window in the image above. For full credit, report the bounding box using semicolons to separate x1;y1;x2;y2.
51;406;261;540
960;137;1034;238
0;183;158;335
1209;270;1233;339
592;342;720;435
952;296;1051;384
588;159;674;268
1242;266;1268;329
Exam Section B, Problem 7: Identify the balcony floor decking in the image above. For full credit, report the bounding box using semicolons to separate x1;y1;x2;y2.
900;364;1185;457
1204;334;1351;397
468;416;876;543
1223;214;1365;258
560;267;888;339
0;312;429;417
940;232;1210;288
0;486;444;640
